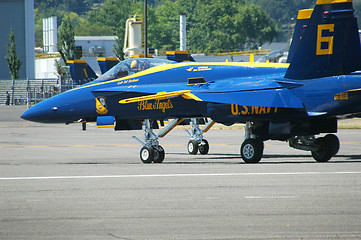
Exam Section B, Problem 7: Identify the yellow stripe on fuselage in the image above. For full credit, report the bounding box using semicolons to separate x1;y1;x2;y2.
316;0;352;5
69;62;289;93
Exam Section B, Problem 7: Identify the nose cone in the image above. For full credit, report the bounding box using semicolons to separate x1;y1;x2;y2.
21;98;64;123
21;90;96;123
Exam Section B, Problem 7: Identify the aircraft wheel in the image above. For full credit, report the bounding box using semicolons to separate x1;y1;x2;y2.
187;139;198;155
198;139;209;155
153;146;165;163
241;139;264;164
140;146;154;164
324;134;340;156
311;137;333;162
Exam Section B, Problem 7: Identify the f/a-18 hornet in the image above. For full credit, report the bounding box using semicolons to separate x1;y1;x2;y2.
22;0;361;164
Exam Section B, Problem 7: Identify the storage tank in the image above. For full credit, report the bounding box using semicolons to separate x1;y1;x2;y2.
123;15;143;58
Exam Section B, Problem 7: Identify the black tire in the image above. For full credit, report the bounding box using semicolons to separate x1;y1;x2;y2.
140;146;154;164
153;146;165;163
240;139;264;164
324;134;340;156
187;139;198;155
198;139;209;155
311;137;333;162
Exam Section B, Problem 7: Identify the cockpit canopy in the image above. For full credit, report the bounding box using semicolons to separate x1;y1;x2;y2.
95;58;175;82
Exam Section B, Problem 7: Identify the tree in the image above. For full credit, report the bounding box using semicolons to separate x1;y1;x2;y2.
113;35;125;60
235;4;279;49
251;0;316;25
87;0;143;43
75;21;115;36
150;0;179;50
186;0;277;51
5;28;22;80
57;16;81;63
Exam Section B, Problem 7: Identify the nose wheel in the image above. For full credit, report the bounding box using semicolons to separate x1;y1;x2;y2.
186;118;214;155
140;145;154;164
187;139;209;155
134;119;184;164
139;145;165;164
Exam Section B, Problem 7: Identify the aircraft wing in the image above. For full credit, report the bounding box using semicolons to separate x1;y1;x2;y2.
194;87;304;108
93;77;304;109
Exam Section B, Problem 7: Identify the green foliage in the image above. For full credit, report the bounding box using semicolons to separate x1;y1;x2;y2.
186;0;277;51
251;0;316;25
5;28;22;80
235;4;279;49
87;0;143;39
35;0;94;16
35;0;324;52
54;59;63;78
113;36;125;60
57;16;81;63
75;22;115;36
150;0;179;50
34;8;86;47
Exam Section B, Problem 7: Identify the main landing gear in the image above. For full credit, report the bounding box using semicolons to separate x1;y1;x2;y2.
289;134;340;162
133;119;184;163
239;122;340;163
186;118;214;155
240;122;264;163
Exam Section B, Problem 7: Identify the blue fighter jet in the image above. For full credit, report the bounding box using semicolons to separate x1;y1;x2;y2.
22;0;361;164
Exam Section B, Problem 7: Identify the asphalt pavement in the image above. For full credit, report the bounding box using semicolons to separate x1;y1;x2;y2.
1;106;361;239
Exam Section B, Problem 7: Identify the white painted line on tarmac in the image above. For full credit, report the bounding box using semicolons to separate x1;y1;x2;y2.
245;196;296;199
0;171;361;181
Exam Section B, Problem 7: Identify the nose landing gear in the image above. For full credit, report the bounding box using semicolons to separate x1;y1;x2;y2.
186;118;214;155
134;118;184;163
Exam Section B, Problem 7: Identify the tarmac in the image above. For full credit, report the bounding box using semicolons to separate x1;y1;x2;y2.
1;105;361;239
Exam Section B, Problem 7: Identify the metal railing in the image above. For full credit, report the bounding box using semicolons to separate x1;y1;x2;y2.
0;78;75;107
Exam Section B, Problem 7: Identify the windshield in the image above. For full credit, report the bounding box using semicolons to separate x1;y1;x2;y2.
95;58;175;82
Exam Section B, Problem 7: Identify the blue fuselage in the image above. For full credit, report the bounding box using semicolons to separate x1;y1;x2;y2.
21;62;361;124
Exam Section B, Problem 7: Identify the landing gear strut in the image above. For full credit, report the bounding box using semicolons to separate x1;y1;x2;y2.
289;134;340;162
186;118;214;155
134;119;183;164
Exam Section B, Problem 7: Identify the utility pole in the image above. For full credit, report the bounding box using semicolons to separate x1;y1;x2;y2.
144;0;148;58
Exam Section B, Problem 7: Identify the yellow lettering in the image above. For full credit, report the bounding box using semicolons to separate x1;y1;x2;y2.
259;107;266;114
241;106;248;115
334;92;348;100
138;100;173;113
252;106;259;114
316;24;334;55
231;104;239;115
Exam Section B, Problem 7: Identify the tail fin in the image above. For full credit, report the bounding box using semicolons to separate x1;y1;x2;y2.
286;9;313;63
285;0;361;80
67;59;97;85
